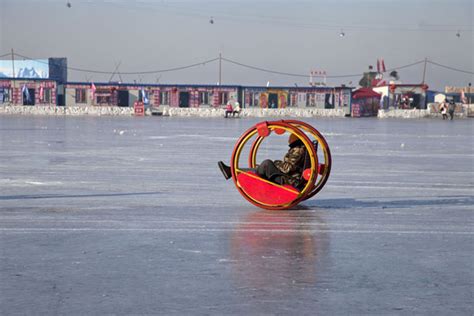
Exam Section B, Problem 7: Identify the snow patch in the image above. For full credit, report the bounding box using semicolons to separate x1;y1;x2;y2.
177;249;202;254
0;179;64;187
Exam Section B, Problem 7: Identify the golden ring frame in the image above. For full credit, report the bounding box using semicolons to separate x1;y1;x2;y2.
230;120;332;210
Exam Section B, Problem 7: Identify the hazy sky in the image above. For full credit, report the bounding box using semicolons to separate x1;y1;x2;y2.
1;0;472;90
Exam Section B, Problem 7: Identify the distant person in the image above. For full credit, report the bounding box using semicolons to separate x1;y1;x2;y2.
448;100;456;120
233;101;241;117
401;97;409;109
270;101;276;109
225;100;233;118
439;100;448;120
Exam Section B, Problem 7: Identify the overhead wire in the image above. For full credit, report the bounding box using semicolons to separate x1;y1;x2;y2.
384;60;426;72
12;52;219;75
222;57;427;79
427;60;474;75
221;57;309;78
4;51;472;80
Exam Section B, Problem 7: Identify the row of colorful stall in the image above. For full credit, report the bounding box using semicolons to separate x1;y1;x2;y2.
0;78;57;106
0;78;354;114
2;77;448;117
63;82;353;111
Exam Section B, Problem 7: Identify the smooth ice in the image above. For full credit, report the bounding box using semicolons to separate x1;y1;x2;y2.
0;116;473;315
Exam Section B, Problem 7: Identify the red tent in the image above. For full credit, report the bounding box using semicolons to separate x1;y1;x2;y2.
352;88;382;99
351;88;382;117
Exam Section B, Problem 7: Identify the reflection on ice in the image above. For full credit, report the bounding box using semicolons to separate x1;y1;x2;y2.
230;210;329;289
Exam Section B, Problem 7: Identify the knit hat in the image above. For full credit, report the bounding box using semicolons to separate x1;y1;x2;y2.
288;133;299;144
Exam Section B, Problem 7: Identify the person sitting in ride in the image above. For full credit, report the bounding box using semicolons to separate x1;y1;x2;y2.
218;134;306;188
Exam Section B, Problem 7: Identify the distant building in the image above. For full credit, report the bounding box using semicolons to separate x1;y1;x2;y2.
243;86;352;115
444;86;473;104
0;58;67;82
351;88;381;117
63;82;241;108
372;84;429;109
0;78;57;106
62;82;353;114
48;58;68;83
1;56;353;114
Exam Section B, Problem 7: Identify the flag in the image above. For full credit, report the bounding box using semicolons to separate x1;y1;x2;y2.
377;59;381;73
22;84;30;103
90;82;96;101
461;90;467;104
376;80;387;86
381;58;386;72
141;88;149;104
39;84;44;101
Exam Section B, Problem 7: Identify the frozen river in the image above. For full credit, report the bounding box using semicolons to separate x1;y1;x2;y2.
1;116;473;315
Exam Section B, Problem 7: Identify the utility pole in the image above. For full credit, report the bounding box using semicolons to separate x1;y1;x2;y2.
11;48;15;79
11;48;16;104
218;53;222;85
422;57;427;84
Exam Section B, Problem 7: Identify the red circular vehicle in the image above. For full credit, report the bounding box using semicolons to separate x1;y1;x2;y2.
227;120;331;210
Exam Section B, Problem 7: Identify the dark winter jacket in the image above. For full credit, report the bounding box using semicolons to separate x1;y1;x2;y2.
274;144;306;187
448;102;456;113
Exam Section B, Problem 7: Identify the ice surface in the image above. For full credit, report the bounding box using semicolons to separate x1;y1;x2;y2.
0;116;472;314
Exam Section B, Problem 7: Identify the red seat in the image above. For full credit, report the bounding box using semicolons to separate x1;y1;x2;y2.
236;171;300;206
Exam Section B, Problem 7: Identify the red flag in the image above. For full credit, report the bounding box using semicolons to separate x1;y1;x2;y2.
377;59;381;73
381;59;386;72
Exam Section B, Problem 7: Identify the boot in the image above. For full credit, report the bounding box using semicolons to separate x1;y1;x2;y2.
218;161;232;180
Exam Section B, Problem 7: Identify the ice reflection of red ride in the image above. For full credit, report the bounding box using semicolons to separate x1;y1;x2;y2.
230;211;320;288
230;120;332;210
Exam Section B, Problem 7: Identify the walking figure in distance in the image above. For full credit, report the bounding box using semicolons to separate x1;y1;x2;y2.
448;99;456;120
439;100;448;120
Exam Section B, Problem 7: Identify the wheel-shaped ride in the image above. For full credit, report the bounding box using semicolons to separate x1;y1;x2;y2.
229;120;331;210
